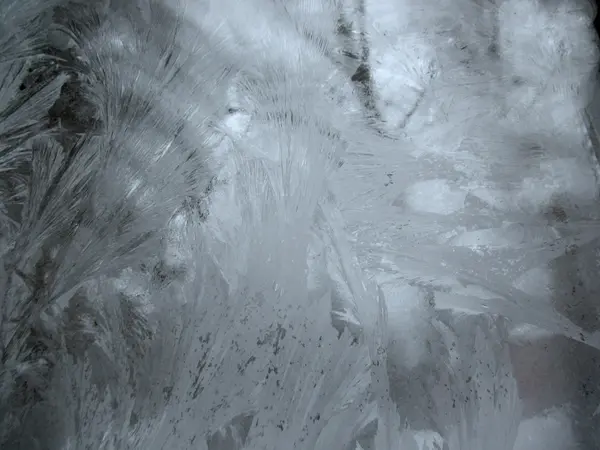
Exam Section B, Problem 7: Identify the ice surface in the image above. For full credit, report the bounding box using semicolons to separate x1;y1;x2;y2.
513;408;578;450
404;179;467;215
1;0;600;449
335;0;600;447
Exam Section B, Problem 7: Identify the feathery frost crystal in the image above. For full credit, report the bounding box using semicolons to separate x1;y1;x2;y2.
0;0;599;449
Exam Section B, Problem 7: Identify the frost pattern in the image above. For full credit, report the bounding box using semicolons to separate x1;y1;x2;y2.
0;0;599;449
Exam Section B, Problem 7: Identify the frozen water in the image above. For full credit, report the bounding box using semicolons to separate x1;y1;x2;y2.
1;0;600;449
334;0;600;447
513;408;578;450
404;179;467;216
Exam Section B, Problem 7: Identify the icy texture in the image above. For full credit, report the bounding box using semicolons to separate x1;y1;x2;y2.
0;0;599;449
335;0;600;446
0;1;390;449
337;0;600;341
513;408;578;450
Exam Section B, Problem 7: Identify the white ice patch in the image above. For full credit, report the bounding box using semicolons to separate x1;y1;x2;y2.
517;158;598;209
513;266;553;298
382;283;435;371
508;324;556;345
399;429;445;450
371;34;437;132
448;223;561;250
404;179;466;215
513;408;577;450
